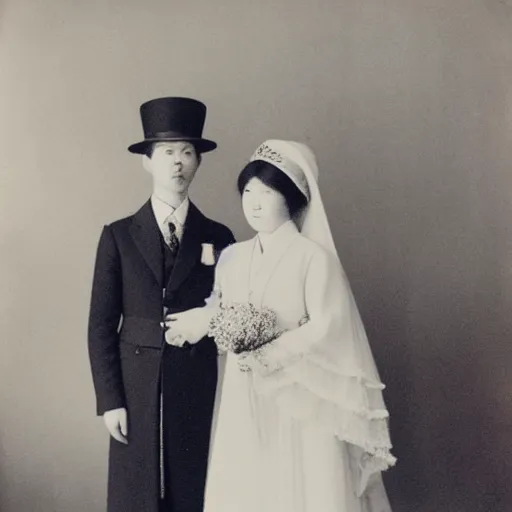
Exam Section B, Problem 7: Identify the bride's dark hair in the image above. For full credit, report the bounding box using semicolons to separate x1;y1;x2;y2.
237;160;308;217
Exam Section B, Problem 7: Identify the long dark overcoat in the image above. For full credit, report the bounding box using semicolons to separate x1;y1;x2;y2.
88;199;234;512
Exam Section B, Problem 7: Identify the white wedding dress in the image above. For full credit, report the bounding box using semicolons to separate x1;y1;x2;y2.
203;221;394;512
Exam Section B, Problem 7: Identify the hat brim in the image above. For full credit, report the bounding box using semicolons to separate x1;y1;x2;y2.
128;137;217;154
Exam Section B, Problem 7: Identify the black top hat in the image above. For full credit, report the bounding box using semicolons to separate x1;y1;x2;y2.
128;97;217;154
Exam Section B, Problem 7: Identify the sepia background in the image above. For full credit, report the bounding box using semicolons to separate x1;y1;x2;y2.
1;0;511;510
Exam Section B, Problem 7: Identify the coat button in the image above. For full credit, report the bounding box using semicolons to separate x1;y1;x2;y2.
135;346;141;355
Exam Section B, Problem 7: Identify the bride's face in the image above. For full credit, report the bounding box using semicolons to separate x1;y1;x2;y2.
242;177;290;233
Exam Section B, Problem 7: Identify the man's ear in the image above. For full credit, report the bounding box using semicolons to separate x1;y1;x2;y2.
197;153;202;167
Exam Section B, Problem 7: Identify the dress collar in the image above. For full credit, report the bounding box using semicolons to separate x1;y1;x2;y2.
256;220;298;255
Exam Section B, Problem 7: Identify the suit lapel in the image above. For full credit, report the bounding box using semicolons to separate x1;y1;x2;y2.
130;200;164;287
167;202;204;292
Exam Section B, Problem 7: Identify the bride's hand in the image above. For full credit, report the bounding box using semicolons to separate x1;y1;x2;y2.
163;307;213;347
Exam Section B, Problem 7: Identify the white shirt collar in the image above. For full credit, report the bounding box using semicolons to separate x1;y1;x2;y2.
151;194;189;229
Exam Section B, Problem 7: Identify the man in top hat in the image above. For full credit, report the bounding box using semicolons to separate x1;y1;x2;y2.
88;97;235;512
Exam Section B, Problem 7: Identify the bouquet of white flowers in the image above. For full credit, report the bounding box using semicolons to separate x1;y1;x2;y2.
207;302;282;355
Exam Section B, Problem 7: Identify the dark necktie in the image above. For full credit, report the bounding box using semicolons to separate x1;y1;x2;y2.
165;221;180;255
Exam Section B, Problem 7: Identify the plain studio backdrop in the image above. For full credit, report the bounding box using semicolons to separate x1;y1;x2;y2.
0;0;511;511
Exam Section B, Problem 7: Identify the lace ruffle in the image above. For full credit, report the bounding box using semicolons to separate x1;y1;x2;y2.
250;353;396;496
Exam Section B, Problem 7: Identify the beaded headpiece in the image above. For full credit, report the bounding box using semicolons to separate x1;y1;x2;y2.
249;142;311;202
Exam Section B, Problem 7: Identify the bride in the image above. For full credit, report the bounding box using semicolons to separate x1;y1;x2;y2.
165;140;396;512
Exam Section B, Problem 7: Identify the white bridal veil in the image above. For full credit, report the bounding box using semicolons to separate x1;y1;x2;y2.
249;140;396;497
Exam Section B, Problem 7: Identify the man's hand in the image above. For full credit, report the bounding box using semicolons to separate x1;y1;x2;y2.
103;407;128;444
163;307;213;347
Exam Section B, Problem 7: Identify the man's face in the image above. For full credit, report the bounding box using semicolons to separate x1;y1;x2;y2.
143;141;201;195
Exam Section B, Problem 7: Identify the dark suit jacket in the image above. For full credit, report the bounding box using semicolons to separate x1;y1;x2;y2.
87;199;234;512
